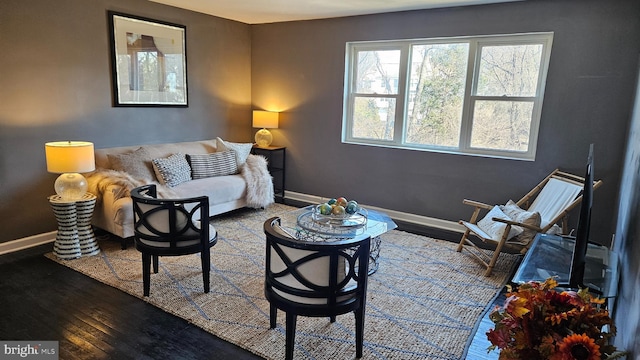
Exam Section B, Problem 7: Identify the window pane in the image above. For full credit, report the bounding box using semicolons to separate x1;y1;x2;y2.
352;97;395;140
476;44;543;97
470;100;534;151
356;50;400;94
405;43;468;147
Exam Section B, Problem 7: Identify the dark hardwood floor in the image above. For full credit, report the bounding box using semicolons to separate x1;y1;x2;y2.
0;243;263;360
0;239;505;359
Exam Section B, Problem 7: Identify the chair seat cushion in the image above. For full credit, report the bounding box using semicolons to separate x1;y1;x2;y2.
272;283;357;305
138;223;216;248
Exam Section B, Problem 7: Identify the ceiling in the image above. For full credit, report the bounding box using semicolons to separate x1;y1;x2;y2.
149;0;522;24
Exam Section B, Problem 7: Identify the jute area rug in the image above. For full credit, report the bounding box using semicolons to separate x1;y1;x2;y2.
46;203;517;360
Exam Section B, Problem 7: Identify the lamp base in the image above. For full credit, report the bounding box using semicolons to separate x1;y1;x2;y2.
255;128;273;147
55;173;88;201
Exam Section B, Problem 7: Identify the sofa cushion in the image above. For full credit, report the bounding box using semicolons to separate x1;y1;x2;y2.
187;151;238;179
171;175;247;205
107;147;155;182
152;153;192;187
216;137;253;166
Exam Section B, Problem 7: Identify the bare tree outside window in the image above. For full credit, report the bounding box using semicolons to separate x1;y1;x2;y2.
406;43;468;147
351;50;400;141
470;44;543;152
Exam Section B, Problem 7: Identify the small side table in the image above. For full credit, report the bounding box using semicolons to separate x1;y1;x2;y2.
251;145;286;203
49;193;100;260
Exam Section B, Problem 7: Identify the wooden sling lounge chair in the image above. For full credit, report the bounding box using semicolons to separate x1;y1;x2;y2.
456;169;602;277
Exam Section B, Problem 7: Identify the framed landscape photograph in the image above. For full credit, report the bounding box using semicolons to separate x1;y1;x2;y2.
108;11;188;107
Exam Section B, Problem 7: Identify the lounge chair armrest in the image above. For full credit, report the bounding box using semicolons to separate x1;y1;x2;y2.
462;199;493;210
462;199;494;223
491;217;542;232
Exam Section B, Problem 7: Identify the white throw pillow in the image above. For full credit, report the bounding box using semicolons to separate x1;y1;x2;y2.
477;205;522;241
500;200;542;245
216;137;253;166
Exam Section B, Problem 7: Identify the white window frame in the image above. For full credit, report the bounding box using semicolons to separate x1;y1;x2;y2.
342;32;554;160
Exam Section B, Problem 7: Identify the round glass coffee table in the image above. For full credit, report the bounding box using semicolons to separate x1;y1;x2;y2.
285;206;395;275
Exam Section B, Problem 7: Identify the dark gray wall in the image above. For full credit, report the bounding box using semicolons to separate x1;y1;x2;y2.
251;0;640;247
0;0;252;242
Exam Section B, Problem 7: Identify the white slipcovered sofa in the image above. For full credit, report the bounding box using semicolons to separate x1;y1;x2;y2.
88;138;274;244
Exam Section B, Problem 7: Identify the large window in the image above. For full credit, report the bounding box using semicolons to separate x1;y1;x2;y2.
342;33;553;160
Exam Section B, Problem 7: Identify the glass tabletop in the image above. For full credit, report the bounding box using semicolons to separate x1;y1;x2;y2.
279;205;397;240
512;233;617;298
278;205;397;275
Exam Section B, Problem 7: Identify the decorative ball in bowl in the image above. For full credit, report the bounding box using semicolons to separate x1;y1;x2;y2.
314;197;360;220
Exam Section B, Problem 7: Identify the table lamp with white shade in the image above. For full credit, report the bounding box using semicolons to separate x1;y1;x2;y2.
253;110;279;147
45;141;95;201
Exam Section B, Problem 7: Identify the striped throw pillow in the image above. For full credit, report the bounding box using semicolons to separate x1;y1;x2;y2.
187;151;238;179
151;153;192;187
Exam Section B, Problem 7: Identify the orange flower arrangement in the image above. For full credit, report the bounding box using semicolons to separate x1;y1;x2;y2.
486;277;625;360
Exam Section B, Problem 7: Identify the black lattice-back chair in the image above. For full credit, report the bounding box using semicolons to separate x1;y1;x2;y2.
263;217;371;360
131;184;217;296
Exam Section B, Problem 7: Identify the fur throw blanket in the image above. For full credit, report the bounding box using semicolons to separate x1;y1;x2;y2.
242;154;275;208
86;169;178;203
86;154;274;208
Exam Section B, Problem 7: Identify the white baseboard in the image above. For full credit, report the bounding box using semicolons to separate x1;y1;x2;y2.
0;191;464;256
0;231;57;256
284;191;465;234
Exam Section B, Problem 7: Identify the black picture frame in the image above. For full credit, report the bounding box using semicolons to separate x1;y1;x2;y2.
108;11;188;107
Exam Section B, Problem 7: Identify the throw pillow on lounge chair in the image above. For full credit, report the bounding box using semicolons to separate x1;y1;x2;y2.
500;200;542;245
476;205;523;241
